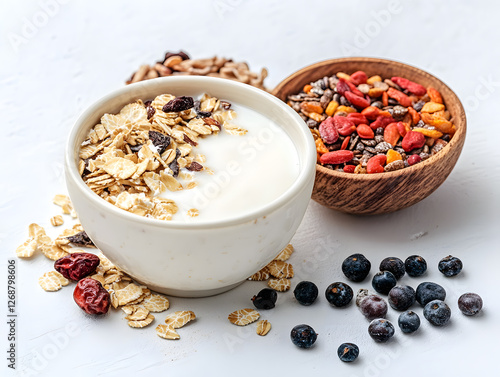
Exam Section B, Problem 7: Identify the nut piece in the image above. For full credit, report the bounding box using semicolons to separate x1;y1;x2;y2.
228;308;260;326
256;320;272;336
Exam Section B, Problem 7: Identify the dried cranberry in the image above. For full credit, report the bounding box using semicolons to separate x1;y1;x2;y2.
148;131;171;154
162;96;194;112
54;253;100;281
73;278;110;315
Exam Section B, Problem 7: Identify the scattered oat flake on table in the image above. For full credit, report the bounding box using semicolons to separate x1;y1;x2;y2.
256;320;272;336
128;314;155;328
274;244;294;261
40;243;69;261
28;223;46;241
248;266;271;281
50;215;64;227
114;283;144;306
16;238;37;258
156;324;180;340
39;271;68;291
164;311;196;329
125;306;150;321
268;278;291;292
267;260;294;279
53;194;71;207
143;294;170;312
228;308;260;326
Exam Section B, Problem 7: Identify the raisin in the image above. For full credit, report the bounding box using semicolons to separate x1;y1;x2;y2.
73;278;110;315
146;105;155;119
186;162;203;171
129;143;143;153
220;101;231;110
162;96;194;112
196;110;212;118
183;133;198;147
67;231;95;247
54;253;100;281
169;149;181;177
203;117;221;130
148;131;171;155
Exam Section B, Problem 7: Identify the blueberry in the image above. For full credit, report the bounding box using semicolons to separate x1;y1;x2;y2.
293;281;319;306
424;300;451;326
379;257;405;280
290;324;317;348
416;282;446;306
342;253;371;282
372;271;397;295
438;255;463;277
251;288;277;310
458;293;483;316
337;343;359;362
325;282;353;307
398;311;421;333
405;255;427;277
368;319;395;342
359;294;388;320
388;285;416;311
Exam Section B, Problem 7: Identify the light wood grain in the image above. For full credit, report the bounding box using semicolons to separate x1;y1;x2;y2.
273;58;467;215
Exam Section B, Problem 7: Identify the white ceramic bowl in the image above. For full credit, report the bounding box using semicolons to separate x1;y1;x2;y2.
65;76;316;297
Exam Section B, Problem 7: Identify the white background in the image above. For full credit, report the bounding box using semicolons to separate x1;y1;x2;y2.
1;0;499;376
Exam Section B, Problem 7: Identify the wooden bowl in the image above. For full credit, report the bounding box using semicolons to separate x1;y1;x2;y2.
273;57;466;215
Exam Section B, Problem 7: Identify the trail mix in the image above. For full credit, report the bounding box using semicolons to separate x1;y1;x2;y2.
286;71;456;173
126;50;268;91
79;93;246;220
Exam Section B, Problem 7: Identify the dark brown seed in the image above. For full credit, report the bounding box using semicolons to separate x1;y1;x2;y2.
148;131;171;154
67;231;95;248
186;162;203;171
162;96;194;112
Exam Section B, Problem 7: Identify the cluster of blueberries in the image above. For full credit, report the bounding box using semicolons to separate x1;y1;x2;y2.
251;253;483;363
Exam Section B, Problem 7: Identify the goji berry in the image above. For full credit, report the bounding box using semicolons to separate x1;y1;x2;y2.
341;136;351;150
320;150;354;165
391;76;426;96
408;154;422;166
347;113;368;125
361;106;381;120
343;165;356;173
345;91;370;109
366;155;387;174
346;80;365;97
336;78;350;96
333;116;356;136
357;124;374;139
387;88;412;107
349;70;368;86
370;115;395;130
402;131;426;152
396;121;410;137
319;117;339;144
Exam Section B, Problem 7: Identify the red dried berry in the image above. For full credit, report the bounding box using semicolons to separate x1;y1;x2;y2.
391;77;426;96
162;96;194;112
54;253;100;281
367;155;387;174
73;278;111;315
320;150;354;165
347;113;368;125
336;79;350;96
344;91;370;109
333;116;356;136
402;131;426;152
370;115;395;130
345;80;365;97
343;165;356;173
349;71;368;86
319;117;340;144
408;154;422;166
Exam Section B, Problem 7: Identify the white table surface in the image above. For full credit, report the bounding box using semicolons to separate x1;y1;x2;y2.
1;1;499;376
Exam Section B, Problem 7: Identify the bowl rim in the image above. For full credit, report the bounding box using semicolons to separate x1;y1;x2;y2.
65;76;316;229
272;57;467;182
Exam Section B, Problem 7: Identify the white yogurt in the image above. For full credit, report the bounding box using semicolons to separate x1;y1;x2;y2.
162;104;300;222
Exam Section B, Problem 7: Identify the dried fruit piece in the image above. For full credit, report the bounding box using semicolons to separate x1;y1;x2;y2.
344;91;370;109
357;124;374;139
387;88;412;107
391;76;426;96
427;87;443;104
148;131;171;154
73;278;111;314
349;70;368;86
402;131;426;152
228;308;260;326
384;123;400;146
275;244;294;261
319;117;339;144
268;278;291;292
421;102;445;113
267;260;294;279
366;155;387;174
256;320;272;336
54;252;100;281
162;96;194;112
300;101;324;114
320;150;354;165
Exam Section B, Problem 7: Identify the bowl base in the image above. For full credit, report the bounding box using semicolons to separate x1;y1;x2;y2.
136;280;245;298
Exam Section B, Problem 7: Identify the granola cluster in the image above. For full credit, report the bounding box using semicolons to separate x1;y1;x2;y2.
78;93;246;220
